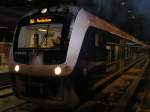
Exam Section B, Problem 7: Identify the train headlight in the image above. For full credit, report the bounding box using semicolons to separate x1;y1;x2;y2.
14;65;20;72
54;66;62;75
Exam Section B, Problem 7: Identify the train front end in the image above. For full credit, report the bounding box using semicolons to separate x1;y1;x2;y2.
9;6;80;109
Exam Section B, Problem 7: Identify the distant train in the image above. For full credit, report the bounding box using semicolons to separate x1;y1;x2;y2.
9;5;148;109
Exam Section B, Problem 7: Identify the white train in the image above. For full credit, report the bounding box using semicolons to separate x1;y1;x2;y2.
9;5;147;109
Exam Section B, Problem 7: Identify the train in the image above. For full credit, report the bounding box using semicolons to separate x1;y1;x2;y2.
9;5;148;109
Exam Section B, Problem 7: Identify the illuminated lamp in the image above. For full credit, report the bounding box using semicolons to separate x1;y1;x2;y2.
38;28;47;32
14;65;20;72
41;8;48;14
54;66;62;76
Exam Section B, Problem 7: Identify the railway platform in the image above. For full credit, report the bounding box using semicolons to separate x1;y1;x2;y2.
0;72;12;98
0;65;8;74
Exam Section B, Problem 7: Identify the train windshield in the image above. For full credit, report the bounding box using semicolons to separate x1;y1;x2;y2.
18;23;63;50
13;14;72;64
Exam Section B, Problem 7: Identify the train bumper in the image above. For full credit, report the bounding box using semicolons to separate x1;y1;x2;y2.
26;88;79;109
9;63;72;77
12;73;79;109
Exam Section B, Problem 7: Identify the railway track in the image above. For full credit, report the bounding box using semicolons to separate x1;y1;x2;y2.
128;67;150;112
74;57;149;112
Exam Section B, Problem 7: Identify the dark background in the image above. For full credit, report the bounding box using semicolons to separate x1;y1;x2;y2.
0;0;150;43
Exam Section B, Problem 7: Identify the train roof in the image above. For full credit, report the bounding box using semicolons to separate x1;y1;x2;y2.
23;5;80;18
18;5;148;48
83;10;148;47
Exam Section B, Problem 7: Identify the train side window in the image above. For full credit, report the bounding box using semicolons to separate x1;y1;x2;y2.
111;46;115;61
79;27;105;62
106;44;119;64
114;45;119;60
106;45;111;63
95;33;101;47
94;31;105;61
124;47;128;59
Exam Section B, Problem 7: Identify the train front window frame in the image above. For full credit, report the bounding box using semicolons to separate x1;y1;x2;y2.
18;23;63;50
13;14;71;51
13;14;72;64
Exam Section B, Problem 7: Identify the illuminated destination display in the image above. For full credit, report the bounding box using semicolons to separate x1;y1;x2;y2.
30;18;52;24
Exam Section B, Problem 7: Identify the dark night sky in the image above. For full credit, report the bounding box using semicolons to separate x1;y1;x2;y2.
0;0;150;42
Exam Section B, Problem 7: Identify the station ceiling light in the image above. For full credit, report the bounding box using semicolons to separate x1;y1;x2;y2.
41;8;48;14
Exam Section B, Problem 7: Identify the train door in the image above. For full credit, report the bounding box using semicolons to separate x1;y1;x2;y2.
78;27;106;75
77;27;106;96
86;28;106;76
106;43;120;73
104;32;120;74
